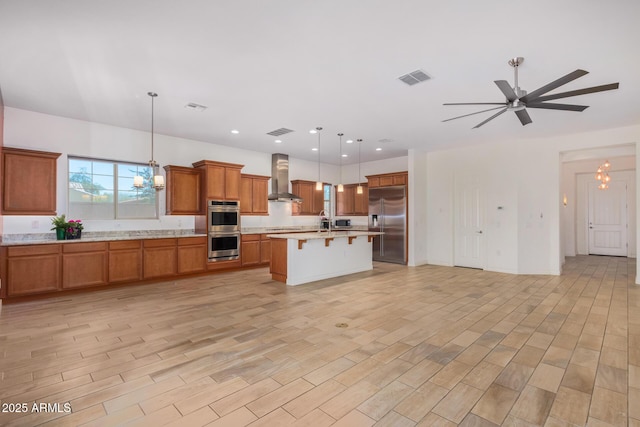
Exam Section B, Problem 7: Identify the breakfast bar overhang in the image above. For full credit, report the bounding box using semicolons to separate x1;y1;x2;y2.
267;231;383;286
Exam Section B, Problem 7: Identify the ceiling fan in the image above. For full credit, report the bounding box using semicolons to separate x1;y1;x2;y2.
442;57;619;128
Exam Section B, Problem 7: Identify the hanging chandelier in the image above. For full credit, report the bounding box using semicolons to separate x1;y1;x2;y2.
134;92;165;191
595;159;611;190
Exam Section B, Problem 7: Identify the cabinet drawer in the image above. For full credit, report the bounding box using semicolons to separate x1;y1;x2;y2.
260;234;271;240
63;241;107;253
241;234;261;242
109;240;142;250
143;238;177;248
177;236;207;246
7;244;60;257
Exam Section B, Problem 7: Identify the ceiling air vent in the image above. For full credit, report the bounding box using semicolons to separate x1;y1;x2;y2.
184;102;208;112
267;128;294;137
398;70;431;86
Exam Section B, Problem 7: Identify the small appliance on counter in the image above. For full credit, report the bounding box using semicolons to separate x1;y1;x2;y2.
334;219;351;228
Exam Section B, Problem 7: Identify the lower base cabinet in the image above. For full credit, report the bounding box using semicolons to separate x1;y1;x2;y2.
5;245;61;296
109;240;142;283
143;239;177;279
177;237;207;274
62;242;108;289
241;234;271;266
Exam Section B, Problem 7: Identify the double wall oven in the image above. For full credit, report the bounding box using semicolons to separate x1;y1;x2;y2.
208;200;240;261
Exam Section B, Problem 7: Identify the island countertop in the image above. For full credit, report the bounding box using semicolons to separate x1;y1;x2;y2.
267;230;383;240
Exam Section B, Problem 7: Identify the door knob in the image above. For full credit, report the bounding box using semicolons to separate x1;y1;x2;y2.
476;230;483;234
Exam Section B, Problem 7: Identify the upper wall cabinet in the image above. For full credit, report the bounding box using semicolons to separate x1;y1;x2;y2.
240;174;269;215
291;180;324;216
335;183;369;216
192;160;243;203
1;147;61;215
164;165;202;215
366;171;408;188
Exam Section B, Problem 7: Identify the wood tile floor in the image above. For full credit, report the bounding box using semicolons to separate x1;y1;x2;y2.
0;255;638;426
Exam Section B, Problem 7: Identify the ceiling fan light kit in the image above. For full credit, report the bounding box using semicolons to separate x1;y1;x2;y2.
443;57;619;128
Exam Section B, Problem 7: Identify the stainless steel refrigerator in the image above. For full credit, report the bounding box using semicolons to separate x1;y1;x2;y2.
368;186;407;264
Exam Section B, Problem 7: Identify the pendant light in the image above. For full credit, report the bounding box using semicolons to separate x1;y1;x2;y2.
315;127;323;191
337;133;344;193
134;92;165;191
356;139;364;194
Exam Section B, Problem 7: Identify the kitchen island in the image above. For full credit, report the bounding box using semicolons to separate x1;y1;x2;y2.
267;230;383;286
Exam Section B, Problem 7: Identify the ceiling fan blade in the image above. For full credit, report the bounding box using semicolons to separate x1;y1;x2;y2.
495;80;518;102
442;106;507;123
443;102;507;106
473;107;508;129
526;102;589;112
520;69;589;103
526;83;619;103
514;109;532;126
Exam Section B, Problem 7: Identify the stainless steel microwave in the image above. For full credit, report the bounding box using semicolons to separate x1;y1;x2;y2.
208;200;240;233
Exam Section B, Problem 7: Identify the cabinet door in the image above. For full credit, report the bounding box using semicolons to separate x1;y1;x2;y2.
225;168;241;200
2;148;61;215
313;185;325;215
177;245;207;274
252;178;269;214
143;239;177;278
165;166;201;215
109;240;142;283
241;240;261;266
240;176;253;214
7;247;61;296
205;165;225;200
260;236;271;264
292;181;314;215
62;242;108;289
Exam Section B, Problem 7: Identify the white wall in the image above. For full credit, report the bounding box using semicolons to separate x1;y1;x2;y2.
408;149;428;266
2;107;407;234
425;124;640;276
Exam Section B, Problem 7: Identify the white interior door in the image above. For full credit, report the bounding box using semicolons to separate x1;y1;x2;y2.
454;180;485;268
588;180;627;256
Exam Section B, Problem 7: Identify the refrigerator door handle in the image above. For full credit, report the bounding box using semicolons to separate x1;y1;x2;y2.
380;200;384;256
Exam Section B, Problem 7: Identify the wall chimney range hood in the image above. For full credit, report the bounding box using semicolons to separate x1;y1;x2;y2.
268;153;303;202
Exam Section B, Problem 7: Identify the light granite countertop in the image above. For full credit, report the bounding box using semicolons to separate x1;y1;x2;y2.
267;230;383;240
0;230;206;246
241;225;368;235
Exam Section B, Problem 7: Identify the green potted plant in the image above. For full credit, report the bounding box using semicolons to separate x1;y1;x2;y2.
51;214;68;240
66;219;84;240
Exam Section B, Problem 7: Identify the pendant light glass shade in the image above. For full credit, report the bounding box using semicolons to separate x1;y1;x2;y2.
316;127;323;191
337;133;344;192
134;92;165;191
356;139;363;194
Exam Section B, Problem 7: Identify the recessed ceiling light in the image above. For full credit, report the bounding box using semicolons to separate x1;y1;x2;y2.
309;129;317;134
346;139;353;144
342;154;348;157
275;139;282;143
312;147;318;151
231;129;239;134
376;148;382;151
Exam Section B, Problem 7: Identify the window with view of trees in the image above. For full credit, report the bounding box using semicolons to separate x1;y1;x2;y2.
68;157;158;219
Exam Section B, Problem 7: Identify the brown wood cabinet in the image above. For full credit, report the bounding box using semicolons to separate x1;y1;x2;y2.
367;171;407;188
192;160;243;202
164;165;202;215
143;238;177;279
108;240;143;283
1;147;61;215
62;242;108;289
241;233;271;266
240;174;269;215
4;245;61;296
177;236;207;274
291;180;324;216
335;183;368;216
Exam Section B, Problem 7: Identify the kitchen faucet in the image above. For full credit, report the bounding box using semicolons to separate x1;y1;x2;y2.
318;210;331;233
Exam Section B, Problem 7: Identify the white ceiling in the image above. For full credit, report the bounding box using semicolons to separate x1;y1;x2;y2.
1;0;639;165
